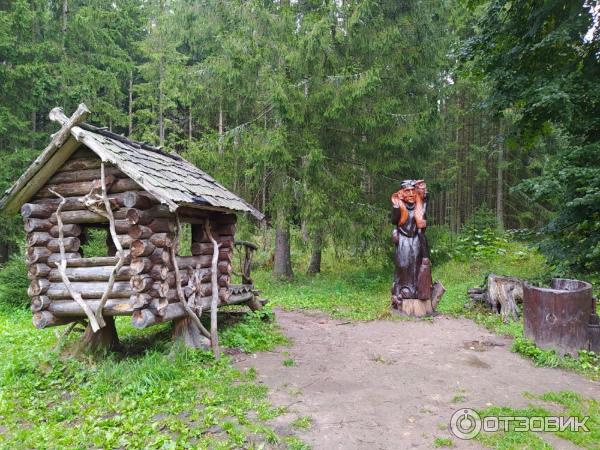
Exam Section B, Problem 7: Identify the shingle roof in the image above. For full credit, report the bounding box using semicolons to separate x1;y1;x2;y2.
2;121;264;221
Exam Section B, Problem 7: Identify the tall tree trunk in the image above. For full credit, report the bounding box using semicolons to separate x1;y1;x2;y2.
128;70;133;136
188;104;193;145
496;133;504;230
307;231;322;275
218;99;224;154
273;209;293;279
62;0;68;41
158;62;165;147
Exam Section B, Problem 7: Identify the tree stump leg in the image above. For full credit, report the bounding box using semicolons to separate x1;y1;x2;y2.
172;317;211;349
76;316;119;354
247;294;263;312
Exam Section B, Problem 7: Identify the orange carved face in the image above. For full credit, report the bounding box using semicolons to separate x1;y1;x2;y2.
400;187;416;204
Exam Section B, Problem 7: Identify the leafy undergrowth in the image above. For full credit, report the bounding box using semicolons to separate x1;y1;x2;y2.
0;305;296;449
476;391;599;450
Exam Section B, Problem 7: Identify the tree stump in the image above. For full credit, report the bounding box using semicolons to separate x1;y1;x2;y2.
172;317;211;349
396;299;434;317
76;316;119;354
467;274;523;322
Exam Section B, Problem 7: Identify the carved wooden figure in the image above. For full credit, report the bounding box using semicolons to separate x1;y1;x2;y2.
390;180;444;316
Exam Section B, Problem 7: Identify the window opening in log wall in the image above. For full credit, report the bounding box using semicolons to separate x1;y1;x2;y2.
80;226;111;257
177;223;192;256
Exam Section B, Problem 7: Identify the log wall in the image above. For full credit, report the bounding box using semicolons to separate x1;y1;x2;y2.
24;148;238;329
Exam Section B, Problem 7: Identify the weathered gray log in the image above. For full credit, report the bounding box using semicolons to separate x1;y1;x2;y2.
46;252;82;266
191;236;234;251
191;242;233;259
49;224;81;238
131;293;153;309
30;295;51;312
21;203;56;219
45;281;133;299
58;157;101;172
35;178;141;198
123;191;158;209
46;237;81;253
65;256;130;267
174;256;232;273
24;218;53;232
47;299;135;316
192;224;236;241
117;234;133;248
130;239;156;257
150;265;169;280
26;247;52;264
49;166;124;184
128;225;152;240
131;292;255;328
148;218;176;233
46;265;137;282
131;275;154;292
126;206;172;225
468;274;523;322
149;233;174;248
32;311;74;329
49;208;127;224
115;219;130;234
27;232;52;246
149;248;171;265
130;257;153;274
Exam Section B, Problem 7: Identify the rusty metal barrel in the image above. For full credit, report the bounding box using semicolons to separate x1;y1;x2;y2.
523;278;594;357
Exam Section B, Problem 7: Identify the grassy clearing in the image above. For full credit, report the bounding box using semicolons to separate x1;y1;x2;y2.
476;391;599;450
0;305;293;449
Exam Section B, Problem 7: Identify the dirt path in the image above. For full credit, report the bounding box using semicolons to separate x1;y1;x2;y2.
235;309;599;449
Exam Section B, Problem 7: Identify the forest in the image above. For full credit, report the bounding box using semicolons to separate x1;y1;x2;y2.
0;1;600;449
0;0;597;281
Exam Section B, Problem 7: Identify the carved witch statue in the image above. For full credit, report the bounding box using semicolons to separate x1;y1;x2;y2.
390;180;444;316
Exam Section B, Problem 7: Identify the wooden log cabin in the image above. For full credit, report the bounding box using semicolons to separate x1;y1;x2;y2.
0;104;265;353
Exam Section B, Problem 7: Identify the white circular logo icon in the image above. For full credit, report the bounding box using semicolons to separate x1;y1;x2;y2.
450;408;482;440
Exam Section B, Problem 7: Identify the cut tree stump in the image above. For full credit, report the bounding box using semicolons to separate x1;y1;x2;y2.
467;274;523;322
76;316;119;354
172;317;211;349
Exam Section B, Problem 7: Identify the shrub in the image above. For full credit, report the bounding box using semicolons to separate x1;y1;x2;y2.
0;252;29;308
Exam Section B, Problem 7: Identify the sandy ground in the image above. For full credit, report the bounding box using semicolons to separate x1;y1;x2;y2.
235;309;600;450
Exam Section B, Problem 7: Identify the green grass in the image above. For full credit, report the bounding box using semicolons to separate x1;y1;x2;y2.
0;305;295;449
433;437;454;447
476;391;599;450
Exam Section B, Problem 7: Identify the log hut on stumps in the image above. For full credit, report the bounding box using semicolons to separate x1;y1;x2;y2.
0;104;265;355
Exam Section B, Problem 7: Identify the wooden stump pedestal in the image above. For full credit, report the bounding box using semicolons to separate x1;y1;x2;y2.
391;281;445;318
394;298;434;317
76;316;120;354
172;316;211;349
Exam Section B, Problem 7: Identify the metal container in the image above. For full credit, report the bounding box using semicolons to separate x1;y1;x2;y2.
523;278;594;357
